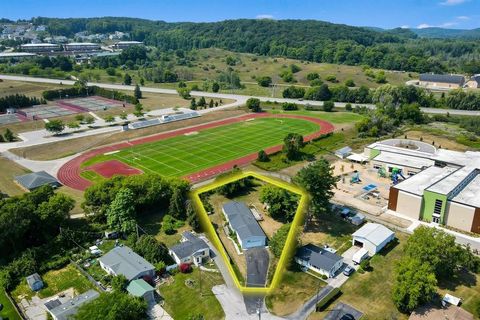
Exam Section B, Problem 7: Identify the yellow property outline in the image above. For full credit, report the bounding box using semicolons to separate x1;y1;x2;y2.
190;170;308;294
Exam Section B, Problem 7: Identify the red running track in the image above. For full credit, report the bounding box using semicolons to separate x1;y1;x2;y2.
57;113;335;190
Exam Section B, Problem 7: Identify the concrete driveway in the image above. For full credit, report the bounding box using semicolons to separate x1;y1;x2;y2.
324;302;363;320
245;247;269;287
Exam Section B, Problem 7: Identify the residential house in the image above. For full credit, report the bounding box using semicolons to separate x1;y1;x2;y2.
98;246;155;281
45;290;99;320
295;244;344;278
169;231;210;266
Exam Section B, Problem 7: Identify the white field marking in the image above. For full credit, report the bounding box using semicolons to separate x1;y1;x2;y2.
124;150;182;173
104;150;120;156
245;118;255;122
184;131;199;136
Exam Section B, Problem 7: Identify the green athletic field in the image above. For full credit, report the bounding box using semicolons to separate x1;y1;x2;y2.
81;117;320;179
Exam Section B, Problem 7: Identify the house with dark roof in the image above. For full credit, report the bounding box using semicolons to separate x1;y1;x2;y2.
26;273;43;291
45;290;99;320
419;73;465;89
98;246;155;281
14;171;61;191
295;244;344;278
222;201;267;250
168;231;210;266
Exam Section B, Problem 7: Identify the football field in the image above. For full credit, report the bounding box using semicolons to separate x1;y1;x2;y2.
81;117;320;178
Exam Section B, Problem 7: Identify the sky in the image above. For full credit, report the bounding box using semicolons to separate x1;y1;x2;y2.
3;0;480;30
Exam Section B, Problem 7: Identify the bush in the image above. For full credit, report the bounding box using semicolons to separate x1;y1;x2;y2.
323;100;335;112
345;103;352;111
179;263;192;273
306;72;320;81
257;150;269;162
257;76;272;87
325;75;337;82
246;98;261;112
282;86;305;99
282;102;298;111
345;79;355;87
316;287;340;311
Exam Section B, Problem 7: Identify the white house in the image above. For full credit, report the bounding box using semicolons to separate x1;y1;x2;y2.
222;201;267;250
169;231;210;266
295;244;344;278
98;246;155;281
352;223;395;255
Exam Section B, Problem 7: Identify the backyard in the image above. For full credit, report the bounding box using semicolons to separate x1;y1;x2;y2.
159;268;225;320
0;290;21;320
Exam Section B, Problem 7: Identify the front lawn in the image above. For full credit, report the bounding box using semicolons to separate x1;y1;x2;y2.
159;269;225;320
266;268;326;316
11;264;95;301
0;290;21;320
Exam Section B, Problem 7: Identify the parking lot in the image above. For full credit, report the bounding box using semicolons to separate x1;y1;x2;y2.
245;247;269;287
324;302;363;320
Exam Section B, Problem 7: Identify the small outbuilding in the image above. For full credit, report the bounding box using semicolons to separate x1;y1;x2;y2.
295;244;344;278
14;171;61;191
45;290;99;320
26;273;43;291
335;146;352;159
352;223;394;255
127;279;155;304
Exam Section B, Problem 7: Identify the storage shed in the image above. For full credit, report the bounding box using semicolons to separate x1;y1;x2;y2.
352;223;394;255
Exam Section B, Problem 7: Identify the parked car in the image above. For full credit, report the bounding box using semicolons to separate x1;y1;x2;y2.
343;265;354;276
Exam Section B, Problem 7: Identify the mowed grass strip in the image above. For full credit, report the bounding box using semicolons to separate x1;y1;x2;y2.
82;117;319;178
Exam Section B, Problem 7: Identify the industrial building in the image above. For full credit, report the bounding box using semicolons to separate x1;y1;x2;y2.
64;42;101;51
418;73;465;89
112;41;144;49
364;139;480;233
20;43;61;52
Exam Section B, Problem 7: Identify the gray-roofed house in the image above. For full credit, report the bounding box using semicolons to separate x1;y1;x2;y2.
169;231;210;266
295;244;344;278
14;171;61;191
352;223;395;255
419;73;465;89
222;201;267;250
26;273;43;291
45;290;99;320
98;246;155;281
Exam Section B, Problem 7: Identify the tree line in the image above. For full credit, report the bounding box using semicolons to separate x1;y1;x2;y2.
0;94;46;113
30;17;480;73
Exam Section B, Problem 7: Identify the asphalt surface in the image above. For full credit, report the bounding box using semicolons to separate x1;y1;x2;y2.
245;247;269;287
5;74;480;116
324;302;363;320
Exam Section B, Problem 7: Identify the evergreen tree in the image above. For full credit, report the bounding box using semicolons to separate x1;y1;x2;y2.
3;128;14;142
134;84;142;99
123;73;132;85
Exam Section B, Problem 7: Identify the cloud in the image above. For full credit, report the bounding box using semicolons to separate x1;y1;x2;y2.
256;14;274;20
440;22;457;27
400;25;410;29
456;15;470;20
417;23;433;29
439;0;467;6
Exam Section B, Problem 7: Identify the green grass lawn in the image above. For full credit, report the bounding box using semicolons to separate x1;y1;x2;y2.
159;269;225;320
11;264;95;301
0;290;22;320
267;109;365;124
81;117;320;179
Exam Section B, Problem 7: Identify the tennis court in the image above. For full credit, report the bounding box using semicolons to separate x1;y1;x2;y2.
18;104;80;119
0;114;21;125
81;117;320;178
59;96;126;112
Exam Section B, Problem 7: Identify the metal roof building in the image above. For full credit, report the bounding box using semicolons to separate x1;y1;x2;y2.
419;73;465;85
352;223;395;255
222;201;267;250
98;246;155;281
14;171;61;191
46;290;99;320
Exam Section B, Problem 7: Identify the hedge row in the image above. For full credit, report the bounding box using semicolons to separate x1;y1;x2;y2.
42;86;138;104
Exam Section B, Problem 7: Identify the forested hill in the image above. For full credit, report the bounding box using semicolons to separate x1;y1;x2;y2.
29;17;480;74
412;27;480;40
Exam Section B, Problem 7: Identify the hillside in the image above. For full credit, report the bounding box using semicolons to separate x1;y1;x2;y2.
412;27;480;39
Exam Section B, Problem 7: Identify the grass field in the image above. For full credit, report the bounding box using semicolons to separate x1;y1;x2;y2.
81;117;320;178
0;290;21;320
0;156;30;196
159;268;225;320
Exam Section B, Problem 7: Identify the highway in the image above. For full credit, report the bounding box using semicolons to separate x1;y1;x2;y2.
1;74;480;116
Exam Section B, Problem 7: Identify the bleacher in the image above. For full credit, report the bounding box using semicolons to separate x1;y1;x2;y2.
128;111;200;130
128;118;161;130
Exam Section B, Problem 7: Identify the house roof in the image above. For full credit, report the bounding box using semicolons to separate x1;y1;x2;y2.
222;201;266;242
48;290;99;320
26;273;42;286
15;171;61;190
98;246;154;281
169;231;209;260
419;73;465;85
352;223;394;246
295;244;343;271
126;279;154;297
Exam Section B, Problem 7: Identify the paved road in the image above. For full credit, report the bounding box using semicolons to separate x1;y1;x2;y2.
324;302;363;320
4;74;479;116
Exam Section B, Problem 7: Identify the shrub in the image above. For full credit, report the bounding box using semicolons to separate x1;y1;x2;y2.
325;75;337;82
258;150;269;162
323;100;335;112
282;102;298;111
179;263;192;273
345;103;352;111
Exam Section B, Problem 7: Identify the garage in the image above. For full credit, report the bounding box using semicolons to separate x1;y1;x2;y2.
352;223;395;255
